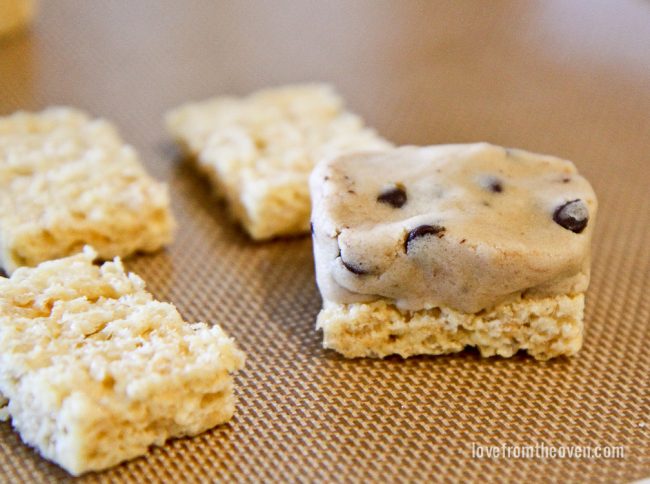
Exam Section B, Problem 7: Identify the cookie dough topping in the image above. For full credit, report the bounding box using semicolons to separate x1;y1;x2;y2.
310;143;598;313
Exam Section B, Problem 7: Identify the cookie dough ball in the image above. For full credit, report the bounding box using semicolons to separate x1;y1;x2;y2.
310;143;597;313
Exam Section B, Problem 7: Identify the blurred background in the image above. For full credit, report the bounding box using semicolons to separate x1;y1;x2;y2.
1;1;649;178
2;0;649;254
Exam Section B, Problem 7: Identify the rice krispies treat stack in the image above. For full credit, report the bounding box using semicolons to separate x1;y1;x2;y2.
0;107;175;274
310;143;597;360
166;84;391;240
0;247;245;475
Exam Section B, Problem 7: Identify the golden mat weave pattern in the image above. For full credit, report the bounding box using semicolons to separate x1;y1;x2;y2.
0;1;649;482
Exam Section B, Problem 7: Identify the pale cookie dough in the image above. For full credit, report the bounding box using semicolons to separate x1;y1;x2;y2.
0;107;175;274
310;143;597;360
0;247;245;475
166;84;391;239
0;0;35;38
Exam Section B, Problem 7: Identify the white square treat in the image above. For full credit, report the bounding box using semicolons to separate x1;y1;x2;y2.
0;247;245;475
166;84;391;239
0;107;175;274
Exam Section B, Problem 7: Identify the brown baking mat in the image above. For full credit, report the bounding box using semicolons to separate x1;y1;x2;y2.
0;1;649;482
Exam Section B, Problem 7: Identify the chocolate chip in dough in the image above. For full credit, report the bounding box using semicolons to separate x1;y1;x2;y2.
488;179;503;193
377;184;407;208
341;258;368;275
404;224;446;253
553;199;589;233
481;176;503;193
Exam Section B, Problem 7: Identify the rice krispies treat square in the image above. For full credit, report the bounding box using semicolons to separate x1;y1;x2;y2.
317;295;584;361
0;107;175;274
166;84;391;240
0;247;245;475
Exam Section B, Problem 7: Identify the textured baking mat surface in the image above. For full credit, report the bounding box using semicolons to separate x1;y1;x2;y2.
0;1;648;482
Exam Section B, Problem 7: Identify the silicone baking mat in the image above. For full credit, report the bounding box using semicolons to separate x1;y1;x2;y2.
0;1;648;482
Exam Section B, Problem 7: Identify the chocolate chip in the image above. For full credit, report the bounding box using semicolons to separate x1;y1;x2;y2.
404;224;446;253
481;176;503;193
341;258;368;275
562;177;571;183
553;199;589;233
377;184;407;208
489;180;503;193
